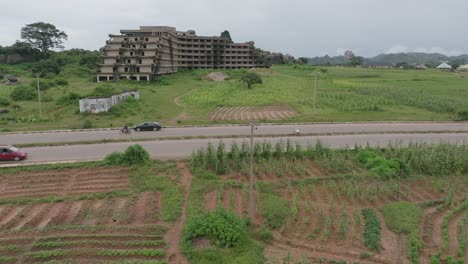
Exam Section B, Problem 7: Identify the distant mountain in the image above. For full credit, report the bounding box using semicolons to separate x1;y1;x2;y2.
307;52;468;67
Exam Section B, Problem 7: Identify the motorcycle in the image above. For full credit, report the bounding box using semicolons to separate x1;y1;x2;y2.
120;127;132;134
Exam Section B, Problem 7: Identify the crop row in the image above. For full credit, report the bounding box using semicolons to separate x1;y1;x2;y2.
361;208;381;250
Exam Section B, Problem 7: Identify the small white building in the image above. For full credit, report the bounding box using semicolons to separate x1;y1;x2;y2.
436;62;452;70
79;91;140;113
457;64;468;71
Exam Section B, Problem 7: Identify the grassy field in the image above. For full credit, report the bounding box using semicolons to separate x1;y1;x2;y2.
1;63;468;131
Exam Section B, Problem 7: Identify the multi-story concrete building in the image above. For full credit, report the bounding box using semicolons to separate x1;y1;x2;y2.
97;26;266;82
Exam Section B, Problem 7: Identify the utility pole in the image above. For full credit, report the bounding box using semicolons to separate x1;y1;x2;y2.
312;72;318;117
248;121;257;222
36;73;42;117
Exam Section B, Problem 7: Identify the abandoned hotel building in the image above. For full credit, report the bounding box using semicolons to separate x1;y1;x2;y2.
97;26;266;82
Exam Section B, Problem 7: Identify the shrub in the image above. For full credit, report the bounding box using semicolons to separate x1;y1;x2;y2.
56;92;81;105
31;59;62;76
103;152;122;166
256;226;273;242
121;144;150;165
240;72;262;89
104;144;150;166
182;207;247;248
0;97;10;106
261;193;289;228
357;149;410;179
82;119;92;129
30;79;56;90
457;110;468;121
10;85;37;101
54;78;68;86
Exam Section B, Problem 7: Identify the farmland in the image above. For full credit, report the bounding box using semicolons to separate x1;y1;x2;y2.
1;62;468;132
0;142;467;263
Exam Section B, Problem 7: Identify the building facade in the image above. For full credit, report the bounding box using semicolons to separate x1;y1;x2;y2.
97;26;266;82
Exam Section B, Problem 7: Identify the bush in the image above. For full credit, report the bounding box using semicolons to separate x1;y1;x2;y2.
32;59;62;76
54;78;68;86
82;119;92;129
256;226;273;242
261;193;289;228
104;144;150;166
121;144;150;165
30;79;56;90
240;72;262;89
0;97;10;106
357;150;410;179
457;110;468;121
10;85;37;101
56;92;81;105
182;207;247;249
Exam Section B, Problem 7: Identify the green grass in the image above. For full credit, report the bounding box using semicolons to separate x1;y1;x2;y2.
380;201;422;234
2;64;468;132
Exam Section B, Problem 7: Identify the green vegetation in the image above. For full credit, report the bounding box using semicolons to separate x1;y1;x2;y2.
2;62;468;131
380;201;422;234
361;208;381;250
240;71;262;88
356;150;410;179
182;207;246;248
380;201;423;263
104;144;150;166
261;192;289;229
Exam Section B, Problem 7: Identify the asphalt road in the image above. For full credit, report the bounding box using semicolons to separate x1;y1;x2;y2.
4;132;467;165
3;122;468;145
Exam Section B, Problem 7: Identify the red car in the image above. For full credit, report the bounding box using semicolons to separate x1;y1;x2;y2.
0;145;27;161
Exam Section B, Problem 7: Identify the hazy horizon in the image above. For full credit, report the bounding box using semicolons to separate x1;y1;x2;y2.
2;0;468;58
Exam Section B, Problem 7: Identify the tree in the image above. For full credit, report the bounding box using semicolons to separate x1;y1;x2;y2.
21;22;68;54
240;72;262;89
298;57;309;64
349;55;364;66
220;30;233;43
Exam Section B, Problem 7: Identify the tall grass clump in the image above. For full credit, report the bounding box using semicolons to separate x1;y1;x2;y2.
104;144;150;165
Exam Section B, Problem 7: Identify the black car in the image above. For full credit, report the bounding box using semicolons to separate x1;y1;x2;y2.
133;122;162;131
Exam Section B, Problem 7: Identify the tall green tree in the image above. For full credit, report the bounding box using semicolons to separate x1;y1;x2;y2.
21;22;68;54
221;30;233;43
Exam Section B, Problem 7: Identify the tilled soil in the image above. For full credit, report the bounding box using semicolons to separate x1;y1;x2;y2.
0;167;131;199
209;105;298;121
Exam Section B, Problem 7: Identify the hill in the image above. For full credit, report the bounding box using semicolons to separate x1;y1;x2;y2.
308;52;468;66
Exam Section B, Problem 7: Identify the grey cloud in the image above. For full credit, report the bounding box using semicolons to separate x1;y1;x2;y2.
1;0;467;57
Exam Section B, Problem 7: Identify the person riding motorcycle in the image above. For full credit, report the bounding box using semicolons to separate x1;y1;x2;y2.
122;125;130;134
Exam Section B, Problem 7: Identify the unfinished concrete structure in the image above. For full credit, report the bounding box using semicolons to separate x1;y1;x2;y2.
97;26;266;82
79;91;140;113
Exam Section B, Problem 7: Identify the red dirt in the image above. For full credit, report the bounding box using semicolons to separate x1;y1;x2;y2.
165;162;192;264
204;191;217;211
131;192;152;225
37;203;64;229
210;105;297;121
0;167;130;199
447;212;465;256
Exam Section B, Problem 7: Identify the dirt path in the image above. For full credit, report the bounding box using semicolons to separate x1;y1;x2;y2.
165;162;192;264
170;90;193;125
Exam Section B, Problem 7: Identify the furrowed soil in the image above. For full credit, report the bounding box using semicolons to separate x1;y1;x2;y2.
0;165;183;263
1;161;466;263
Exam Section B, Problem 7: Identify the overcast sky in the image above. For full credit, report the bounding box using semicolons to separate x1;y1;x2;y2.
2;0;467;57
